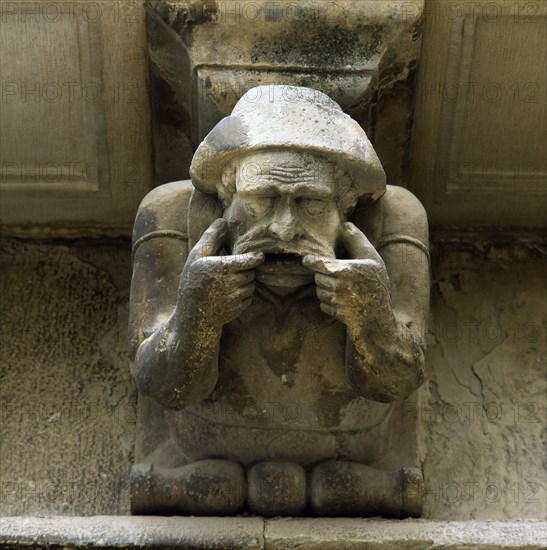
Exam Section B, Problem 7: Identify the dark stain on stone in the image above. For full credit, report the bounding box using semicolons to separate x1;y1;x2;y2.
431;282;443;305
259;324;303;380
316;390;354;429
375;59;418;183
347;86;375;136
410;11;424;42
149;69;191;133
151;0;219;37
379;62;407;87
210;365;258;417
449;273;462;292
250;19;384;67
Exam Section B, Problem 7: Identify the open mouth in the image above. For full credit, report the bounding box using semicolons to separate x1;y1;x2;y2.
257;253;312;281
264;253;302;264
256;252;314;286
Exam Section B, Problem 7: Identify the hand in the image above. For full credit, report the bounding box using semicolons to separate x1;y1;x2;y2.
303;222;391;330
179;219;264;327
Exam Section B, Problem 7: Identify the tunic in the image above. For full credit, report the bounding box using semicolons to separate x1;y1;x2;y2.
167;281;394;466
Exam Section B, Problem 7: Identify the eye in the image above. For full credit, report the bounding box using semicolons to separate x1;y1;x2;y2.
241;196;274;218
298;198;328;218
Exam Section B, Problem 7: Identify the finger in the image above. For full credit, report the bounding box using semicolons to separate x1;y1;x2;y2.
224;288;253;308
240;296;253;311
222;271;255;287
218;252;265;272
234;269;255;286
319;302;336;318
315;273;338;291
342;222;383;262
302;255;340;275
226;291;253;310
187;218;228;264
317;287;336;305
238;282;256;300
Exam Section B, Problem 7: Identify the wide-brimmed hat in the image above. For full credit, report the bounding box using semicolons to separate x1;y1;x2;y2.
190;85;386;201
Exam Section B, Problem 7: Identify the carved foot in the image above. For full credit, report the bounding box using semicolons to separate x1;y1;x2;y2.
130;460;245;515
309;461;423;517
247;461;307;516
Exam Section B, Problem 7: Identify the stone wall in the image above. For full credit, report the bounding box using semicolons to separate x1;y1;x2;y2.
0;238;544;519
420;242;546;520
0;240;136;515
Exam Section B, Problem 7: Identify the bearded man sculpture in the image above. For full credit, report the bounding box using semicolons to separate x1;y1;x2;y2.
128;85;430;517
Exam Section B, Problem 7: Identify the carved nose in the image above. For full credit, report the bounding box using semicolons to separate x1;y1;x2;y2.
269;200;299;242
270;221;297;242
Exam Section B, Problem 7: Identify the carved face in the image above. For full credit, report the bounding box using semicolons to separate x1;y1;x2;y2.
223;150;344;287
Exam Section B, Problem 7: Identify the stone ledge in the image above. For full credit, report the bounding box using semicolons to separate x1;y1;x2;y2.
0;517;545;549
0;516;263;549
264;518;546;549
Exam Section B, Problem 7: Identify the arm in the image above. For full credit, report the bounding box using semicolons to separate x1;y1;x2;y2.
133;219;263;410
132;222;224;410
304;187;429;402
344;219;428;402
128;183;263;410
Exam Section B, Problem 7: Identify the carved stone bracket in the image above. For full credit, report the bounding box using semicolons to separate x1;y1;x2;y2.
129;85;430;517
146;0;424;185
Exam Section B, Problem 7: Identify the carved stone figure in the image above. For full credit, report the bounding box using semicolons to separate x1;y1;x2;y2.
129;85;430;517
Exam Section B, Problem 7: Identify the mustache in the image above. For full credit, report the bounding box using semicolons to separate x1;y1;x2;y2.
231;228;335;258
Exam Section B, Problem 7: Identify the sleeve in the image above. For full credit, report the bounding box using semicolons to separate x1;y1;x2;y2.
128;181;194;361
375;185;430;331
375;185;429;264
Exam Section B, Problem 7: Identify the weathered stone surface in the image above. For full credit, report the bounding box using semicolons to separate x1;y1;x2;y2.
418;242;547;520
0;0;154;235
130;460;246;515
0;240;136;515
309;462;421;518
264;518;547;549
410;0;547;229
0;516;264;549
247;461;307;517
0;517;544;549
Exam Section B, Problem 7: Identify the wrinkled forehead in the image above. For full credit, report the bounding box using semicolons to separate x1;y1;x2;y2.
231;150;335;196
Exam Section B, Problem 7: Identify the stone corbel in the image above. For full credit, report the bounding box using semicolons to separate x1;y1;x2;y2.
147;0;424;185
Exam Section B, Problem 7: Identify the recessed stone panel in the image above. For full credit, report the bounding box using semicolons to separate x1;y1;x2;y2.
0;1;153;234
0;8;108;192
411;0;547;228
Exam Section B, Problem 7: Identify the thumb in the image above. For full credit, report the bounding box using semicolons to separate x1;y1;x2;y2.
187;218;228;263
341;222;382;261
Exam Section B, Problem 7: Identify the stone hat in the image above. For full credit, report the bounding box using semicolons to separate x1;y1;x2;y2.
190;85;387;201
